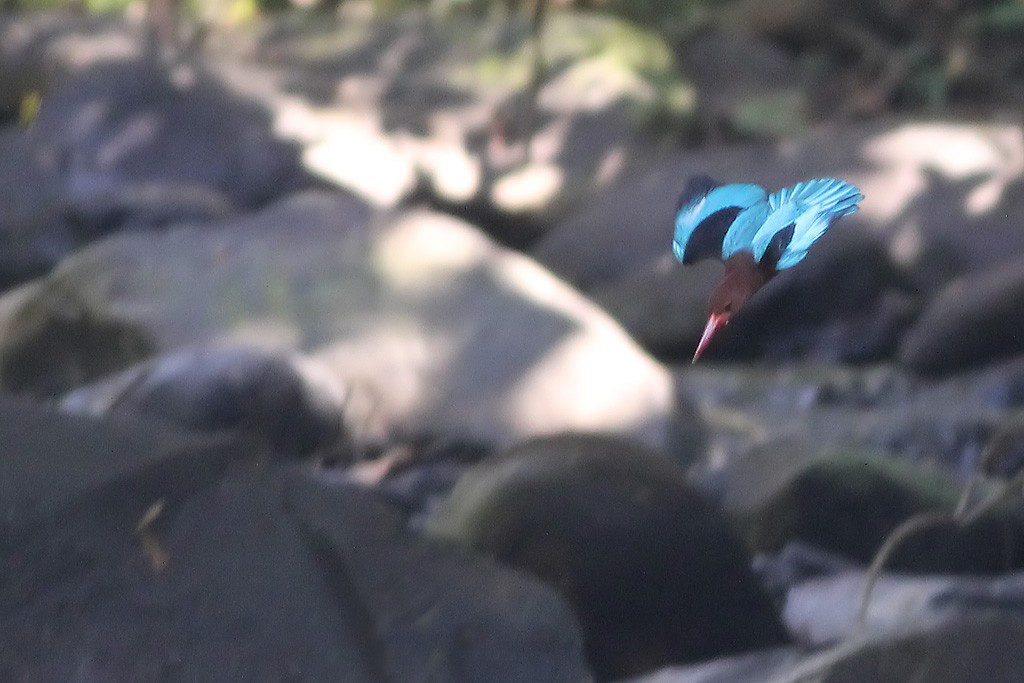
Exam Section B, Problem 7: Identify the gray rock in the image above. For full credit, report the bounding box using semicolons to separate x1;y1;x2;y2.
900;257;1024;375
727;449;1024;574
708;230;920;363
0;390;588;680
288;473;592;683
633;610;1024;683
427;432;788;680
243;12;693;238
0;454;592;681
0;56;311;287
626;647;804;683
0;191;684;452
679;361;1024;482
590;259;719;361
0;395;255;536
61;345;352;459
633;571;1024;682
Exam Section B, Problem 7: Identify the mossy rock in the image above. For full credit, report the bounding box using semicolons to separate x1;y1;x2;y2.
0;280;152;397
427;432;788;680
735;448;1024;574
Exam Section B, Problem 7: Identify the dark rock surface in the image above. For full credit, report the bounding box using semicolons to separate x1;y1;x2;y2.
732;451;1024;574
0;395;255;537
427;433;788;680
900;256;1024;375
60;345;351;459
0;57;311;288
0;398;592;682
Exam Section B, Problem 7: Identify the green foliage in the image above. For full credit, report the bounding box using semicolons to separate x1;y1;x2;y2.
970;0;1024;33
84;0;133;12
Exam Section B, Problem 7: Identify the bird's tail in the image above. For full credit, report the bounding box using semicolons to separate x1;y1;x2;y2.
769;178;862;219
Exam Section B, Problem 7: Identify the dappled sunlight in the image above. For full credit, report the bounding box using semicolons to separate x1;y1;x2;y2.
357;207;674;447
500;323;673;442
859;121;1024;221
297;109;417;207
489;162;564;212
228;8;692;235
2;15;143;71
373;209;494;291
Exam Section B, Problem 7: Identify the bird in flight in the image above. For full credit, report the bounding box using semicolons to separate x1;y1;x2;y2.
673;176;863;362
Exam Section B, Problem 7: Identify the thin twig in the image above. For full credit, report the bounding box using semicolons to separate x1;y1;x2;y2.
857;415;1024;628
856;509;952;626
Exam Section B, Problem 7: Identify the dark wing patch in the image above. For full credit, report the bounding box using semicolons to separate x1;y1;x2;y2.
682;206;742;264
758;223;796;272
676;174;720;214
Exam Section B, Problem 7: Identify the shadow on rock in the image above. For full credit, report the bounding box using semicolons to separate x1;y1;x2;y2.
426;432;788;680
61;345;352;460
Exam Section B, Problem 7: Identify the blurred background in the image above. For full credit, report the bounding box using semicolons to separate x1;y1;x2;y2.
5;1;1024;681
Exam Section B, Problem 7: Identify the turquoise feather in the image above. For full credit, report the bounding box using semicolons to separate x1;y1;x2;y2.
673;177;863;270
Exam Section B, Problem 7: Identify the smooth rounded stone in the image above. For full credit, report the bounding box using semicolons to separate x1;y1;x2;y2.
0;279;153;398
732;449;1024;574
785;569;1024;645
635;610;1024;683
900;257;1024;375
426;432;789;680
288;472;592;683
1;461;592;682
975;357;1024;408
0;190;688;452
590;259;719;360
60;345;352;459
0;56;312;288
0;395;257;537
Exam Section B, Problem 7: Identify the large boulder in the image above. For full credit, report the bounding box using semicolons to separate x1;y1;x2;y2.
727;448;1024;574
60;345;352;459
0;397;591;681
0;56;311;288
0;190;685;452
0;395;255;537
427;433;788;680
900;257;1024;375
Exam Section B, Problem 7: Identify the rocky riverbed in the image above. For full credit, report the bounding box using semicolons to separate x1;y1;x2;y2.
3;8;1024;682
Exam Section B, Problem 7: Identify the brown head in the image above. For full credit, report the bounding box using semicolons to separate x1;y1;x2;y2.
693;252;773;363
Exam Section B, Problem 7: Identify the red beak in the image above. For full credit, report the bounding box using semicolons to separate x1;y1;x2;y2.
692;313;728;363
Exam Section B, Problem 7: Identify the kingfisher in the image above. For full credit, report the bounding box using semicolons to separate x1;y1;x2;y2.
673;176;863;362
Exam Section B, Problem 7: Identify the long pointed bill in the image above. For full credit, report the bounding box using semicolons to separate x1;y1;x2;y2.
692;313;728;363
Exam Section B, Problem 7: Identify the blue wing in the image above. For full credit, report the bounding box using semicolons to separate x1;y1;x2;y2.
673;176;768;264
750;179;863;270
721;201;771;260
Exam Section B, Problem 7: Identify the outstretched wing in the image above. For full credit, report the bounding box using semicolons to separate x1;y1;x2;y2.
673;175;768;265
750;178;863;271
